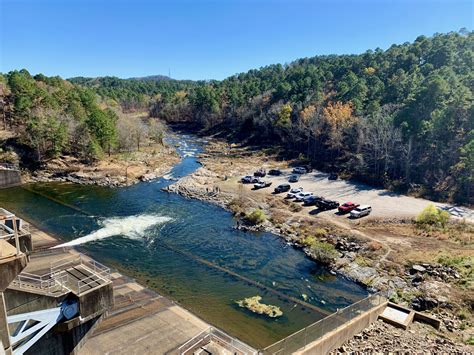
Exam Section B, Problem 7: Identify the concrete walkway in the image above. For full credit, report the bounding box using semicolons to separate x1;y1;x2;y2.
27;224;209;355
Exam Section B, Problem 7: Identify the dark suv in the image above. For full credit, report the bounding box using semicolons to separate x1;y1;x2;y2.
317;199;340;211
303;195;323;206
254;168;266;177
274;184;291;193
268;169;282;176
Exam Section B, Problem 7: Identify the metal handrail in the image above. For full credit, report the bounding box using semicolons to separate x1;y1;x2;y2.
261;293;385;354
0;213;29;255
50;255;82;274
178;326;258;355
0;163;18;170
77;272;109;295
12;253;111;296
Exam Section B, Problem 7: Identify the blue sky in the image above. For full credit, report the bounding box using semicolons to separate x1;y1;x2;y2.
0;0;472;80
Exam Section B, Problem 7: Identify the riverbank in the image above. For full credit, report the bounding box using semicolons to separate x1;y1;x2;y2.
0;118;181;188
166;136;474;351
23;140;180;187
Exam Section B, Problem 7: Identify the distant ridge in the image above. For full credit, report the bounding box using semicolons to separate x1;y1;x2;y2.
127;75;173;81
67;74;174;82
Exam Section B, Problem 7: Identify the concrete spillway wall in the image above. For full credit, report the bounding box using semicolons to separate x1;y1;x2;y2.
0;169;21;189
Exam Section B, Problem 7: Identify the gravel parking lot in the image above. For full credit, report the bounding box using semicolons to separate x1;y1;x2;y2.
247;169;474;223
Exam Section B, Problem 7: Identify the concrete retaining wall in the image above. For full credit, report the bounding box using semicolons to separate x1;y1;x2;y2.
0;169;21;189
297;301;388;355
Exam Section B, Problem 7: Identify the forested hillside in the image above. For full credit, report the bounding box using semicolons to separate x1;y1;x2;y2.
0;71;171;166
68;76;198;112
1;31;472;203
151;31;473;204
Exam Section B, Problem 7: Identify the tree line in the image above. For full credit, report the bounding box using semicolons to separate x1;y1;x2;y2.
1;31;472;203
68;75;199;112
149;31;473;204
0;70;169;166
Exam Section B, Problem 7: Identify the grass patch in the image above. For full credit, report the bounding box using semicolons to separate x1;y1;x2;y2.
355;255;371;267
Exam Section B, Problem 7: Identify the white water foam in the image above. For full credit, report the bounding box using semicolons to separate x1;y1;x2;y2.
52;214;172;248
181;149;197;157
162;173;177;181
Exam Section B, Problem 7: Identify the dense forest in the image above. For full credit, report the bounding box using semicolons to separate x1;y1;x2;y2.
149;31;473;204
68;76;198;112
0;71;185;165
0;31;472;203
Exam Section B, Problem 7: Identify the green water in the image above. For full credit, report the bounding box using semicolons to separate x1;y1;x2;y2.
0;135;367;348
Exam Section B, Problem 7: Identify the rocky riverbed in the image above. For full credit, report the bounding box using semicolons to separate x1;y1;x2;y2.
331;319;473;354
24;142;180;187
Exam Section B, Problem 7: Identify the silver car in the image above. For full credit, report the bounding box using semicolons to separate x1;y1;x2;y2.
350;205;372;218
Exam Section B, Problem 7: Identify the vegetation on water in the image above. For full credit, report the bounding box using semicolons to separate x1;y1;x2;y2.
236;295;283;318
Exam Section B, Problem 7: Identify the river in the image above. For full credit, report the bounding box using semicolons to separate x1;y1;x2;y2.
0;134;367;348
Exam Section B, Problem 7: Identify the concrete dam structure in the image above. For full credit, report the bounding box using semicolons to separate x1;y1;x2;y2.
0;165;21;189
0;208;113;355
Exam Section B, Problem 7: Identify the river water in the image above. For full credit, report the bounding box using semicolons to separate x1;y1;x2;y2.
0;134;367;348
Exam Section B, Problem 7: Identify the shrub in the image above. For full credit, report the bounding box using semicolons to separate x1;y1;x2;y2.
314;228;327;238
300;235;316;247
289;202;302;212
246;209;267;225
415;204;450;228
367;241;383;251
308;241;339;265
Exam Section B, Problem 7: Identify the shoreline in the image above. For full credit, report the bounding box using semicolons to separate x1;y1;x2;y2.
20;136;181;188
5;130;472;351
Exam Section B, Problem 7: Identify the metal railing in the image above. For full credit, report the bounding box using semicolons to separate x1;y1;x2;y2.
0;162;19;171
261;293;386;354
178;326;258;355
0;209;30;256
11;271;67;294
12;254;111;296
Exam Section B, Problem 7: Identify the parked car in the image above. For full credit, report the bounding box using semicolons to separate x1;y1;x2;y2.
241;175;260;184
254;168;266;177
303;195;323;206
338;202;360;213
268;169;282;176
274;184;291;193
254;181;272;189
328;173;338;180
287;187;303;199
295;191;313;202
292;167;307;174
350;205;372;218
317;199;340;211
288;174;300;183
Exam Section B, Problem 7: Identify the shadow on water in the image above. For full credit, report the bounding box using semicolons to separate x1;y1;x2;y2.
0;134;368;348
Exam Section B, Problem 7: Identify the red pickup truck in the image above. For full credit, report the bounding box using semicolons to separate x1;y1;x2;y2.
338;202;360;213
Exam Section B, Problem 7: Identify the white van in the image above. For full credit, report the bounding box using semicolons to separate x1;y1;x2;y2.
350;205;372;218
